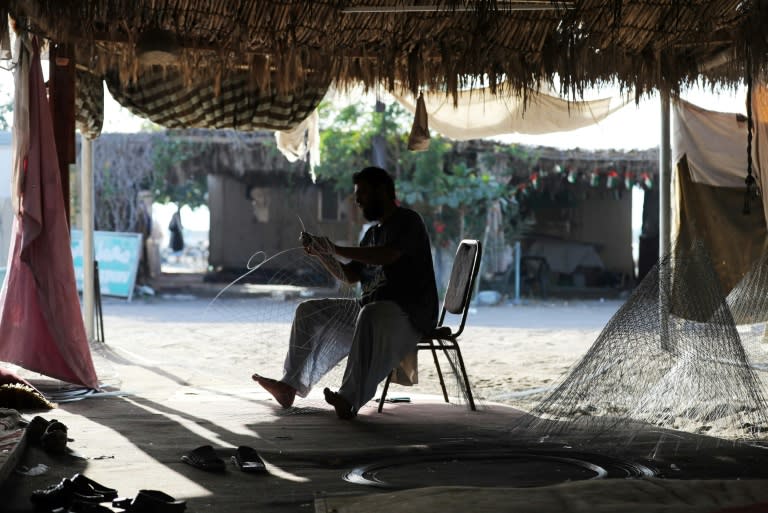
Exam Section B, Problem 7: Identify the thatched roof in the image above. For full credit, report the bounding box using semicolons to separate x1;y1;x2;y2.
5;1;761;101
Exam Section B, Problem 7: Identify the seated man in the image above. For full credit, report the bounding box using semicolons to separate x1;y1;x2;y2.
252;166;438;419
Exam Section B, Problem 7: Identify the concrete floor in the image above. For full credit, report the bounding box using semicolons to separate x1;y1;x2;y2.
3;277;768;512
4;378;768;513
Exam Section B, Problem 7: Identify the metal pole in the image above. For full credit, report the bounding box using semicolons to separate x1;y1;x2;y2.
81;137;95;342
659;90;671;260
659;88;672;351
514;240;521;304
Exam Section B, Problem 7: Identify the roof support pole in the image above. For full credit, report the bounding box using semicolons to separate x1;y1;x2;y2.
49;43;76;227
659;87;672;351
81;137;95;343
659;89;671;260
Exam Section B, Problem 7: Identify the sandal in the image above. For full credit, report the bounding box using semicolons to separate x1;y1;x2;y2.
231;446;267;473
70;474;118;502
112;490;186;513
30;478;104;512
67;502;114;513
26;416;52;443
180;445;225;472
26;417;69;448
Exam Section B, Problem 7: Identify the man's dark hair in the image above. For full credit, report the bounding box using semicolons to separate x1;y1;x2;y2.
353;166;396;200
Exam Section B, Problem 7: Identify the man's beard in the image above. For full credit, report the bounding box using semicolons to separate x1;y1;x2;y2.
362;203;383;221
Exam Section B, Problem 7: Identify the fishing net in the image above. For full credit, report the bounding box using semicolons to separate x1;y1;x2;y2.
202;243;360;396
523;240;768;441
727;250;768;368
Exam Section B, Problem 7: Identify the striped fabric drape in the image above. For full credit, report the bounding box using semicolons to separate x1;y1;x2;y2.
75;70;104;140
105;69;328;131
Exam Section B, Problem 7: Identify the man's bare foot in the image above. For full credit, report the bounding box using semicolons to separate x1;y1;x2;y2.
323;387;356;420
252;373;296;408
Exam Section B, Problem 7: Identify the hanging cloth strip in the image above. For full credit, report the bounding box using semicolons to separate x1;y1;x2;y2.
392;86;630;140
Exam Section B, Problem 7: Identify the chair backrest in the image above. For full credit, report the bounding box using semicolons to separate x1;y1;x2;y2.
439;239;482;336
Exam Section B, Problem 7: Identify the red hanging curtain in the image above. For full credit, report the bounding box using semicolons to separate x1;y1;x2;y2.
0;37;98;389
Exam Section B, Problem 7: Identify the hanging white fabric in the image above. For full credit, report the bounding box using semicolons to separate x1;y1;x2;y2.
275;109;321;181
671;93;768;228
392;86;630;140
671;98;749;188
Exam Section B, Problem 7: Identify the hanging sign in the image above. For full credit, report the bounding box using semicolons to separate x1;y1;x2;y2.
71;229;143;300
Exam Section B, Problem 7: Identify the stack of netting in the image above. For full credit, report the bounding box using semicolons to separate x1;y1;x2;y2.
524;241;768;440
727;250;768;369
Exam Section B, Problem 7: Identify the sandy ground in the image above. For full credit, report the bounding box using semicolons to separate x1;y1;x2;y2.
91;292;621;413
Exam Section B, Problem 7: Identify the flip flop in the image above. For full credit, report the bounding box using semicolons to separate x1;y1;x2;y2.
231;446;267;473
180;445;225;472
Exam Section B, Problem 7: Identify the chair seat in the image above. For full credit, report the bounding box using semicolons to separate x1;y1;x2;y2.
425;326;453;339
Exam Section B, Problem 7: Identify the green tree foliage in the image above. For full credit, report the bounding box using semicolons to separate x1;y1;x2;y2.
149;136;209;209
314;99;523;248
92;133;208;232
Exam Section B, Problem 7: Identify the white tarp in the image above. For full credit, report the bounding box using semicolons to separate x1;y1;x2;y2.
671;98;749;188
392;87;630;140
671;92;768;227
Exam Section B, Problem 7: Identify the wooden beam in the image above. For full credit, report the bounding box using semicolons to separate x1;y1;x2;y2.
341;2;574;13
48;42;76;227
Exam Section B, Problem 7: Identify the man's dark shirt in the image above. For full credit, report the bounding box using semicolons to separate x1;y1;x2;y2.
351;206;438;334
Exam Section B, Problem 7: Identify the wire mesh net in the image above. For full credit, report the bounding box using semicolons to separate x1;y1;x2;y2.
201;246;360;395
522;240;768;441
727;250;768;367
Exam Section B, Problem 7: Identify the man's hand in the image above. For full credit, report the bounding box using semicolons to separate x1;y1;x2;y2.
300;232;335;256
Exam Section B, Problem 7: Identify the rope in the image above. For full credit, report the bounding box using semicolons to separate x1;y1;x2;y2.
744;44;757;215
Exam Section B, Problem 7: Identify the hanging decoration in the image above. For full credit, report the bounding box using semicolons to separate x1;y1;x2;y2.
624;170;634;190
640;171;654;189
407;91;431;151
590;169;601;187
530;172;540;190
515;161;656;201
606;169;619;188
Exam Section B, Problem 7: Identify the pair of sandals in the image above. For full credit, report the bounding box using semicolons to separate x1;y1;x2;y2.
25;416;70;454
30;473;117;512
31;474;185;513
181;445;267;473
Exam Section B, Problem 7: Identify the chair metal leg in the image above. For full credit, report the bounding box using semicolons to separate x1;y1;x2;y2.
452;342;476;411
428;340;450;403
437;338;476;412
378;372;393;412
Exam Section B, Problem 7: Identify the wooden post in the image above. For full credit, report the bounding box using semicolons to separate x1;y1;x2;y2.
48;42;76;227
